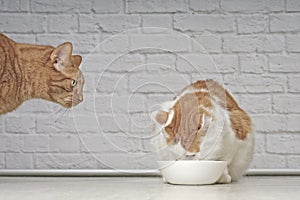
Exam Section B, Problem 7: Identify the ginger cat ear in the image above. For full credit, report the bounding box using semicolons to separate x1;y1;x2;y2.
151;110;168;125
50;42;73;71
72;55;82;68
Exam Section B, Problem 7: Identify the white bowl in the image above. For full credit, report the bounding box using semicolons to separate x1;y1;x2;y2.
157;160;227;185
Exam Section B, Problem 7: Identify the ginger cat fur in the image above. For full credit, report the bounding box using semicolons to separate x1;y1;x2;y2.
151;80;254;183
0;33;84;114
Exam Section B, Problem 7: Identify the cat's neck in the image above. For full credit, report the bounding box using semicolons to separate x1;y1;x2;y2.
16;43;54;101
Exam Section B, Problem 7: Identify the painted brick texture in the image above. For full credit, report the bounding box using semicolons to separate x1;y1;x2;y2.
0;0;299;170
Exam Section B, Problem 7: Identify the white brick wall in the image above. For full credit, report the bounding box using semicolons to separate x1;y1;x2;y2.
0;0;299;170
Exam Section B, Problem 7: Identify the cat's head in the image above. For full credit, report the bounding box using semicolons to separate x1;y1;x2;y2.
47;42;84;108
151;93;212;155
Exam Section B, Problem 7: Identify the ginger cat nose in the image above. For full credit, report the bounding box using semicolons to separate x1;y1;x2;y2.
79;95;83;102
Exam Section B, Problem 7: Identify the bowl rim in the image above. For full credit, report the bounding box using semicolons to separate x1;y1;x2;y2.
157;160;227;170
157;160;227;164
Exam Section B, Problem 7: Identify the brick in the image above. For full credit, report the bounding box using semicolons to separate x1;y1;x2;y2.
31;0;92;13
126;0;187;13
267;134;300;154
80;135;115;153
174;14;234;32
34;153;98;169
237;15;267;34
81;134;142;153
71;115;100;133
213;55;238;73
96;74;128;94
251;153;286;169
252;114;286;132
49;135;80;153
223;36;258;53
191;73;223;83
146;54;176;72
92;0;122;13
287;156;300;168
6;153;33;169
0;0;29;12
10;99;55;114
270;14;300;32
288;75;300;93
130;113;152;134
0;153;4;168
129;73;191;93
146;94;175;111
142;15;172;33
258;35;285;52
37;34;98;54
48;14;78;33
94;152;157;169
239;94;272;114
273;95;300;114
254;133;265;153
193;35;222;53
79;15;141;33
102;35;130;53
286;0;300;12
130;34;191;52
223;74;286;93
223;35;284;53
189;0;219;12
83;94;110;113
91;153;128;169
5;116;35;134
2;135;22;153
111;94;148;113
22;135;49;153
286;35;300;52
176;54;237;73
0;115;4;134
4;34;36;44
221;0;283;12
98;114;130;133
107;54;145;72
269;55;300;72
36;116;77;134
82;54;115;72
0;14;46;33
240;55;267;74
287;115;300;132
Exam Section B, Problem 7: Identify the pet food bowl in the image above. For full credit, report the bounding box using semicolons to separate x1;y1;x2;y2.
157;160;227;185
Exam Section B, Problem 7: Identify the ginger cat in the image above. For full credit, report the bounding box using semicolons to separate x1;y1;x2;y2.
0;33;84;114
151;80;254;183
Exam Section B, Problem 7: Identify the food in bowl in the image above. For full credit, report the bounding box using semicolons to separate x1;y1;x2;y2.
157;160;227;185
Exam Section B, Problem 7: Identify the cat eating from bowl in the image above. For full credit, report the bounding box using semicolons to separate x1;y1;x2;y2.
151;80;254;183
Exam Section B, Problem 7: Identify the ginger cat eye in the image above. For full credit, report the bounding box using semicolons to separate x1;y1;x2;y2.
71;79;77;87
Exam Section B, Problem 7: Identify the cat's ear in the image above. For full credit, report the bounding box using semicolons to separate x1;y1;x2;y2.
72;55;82;68
151;110;168;125
50;42;73;71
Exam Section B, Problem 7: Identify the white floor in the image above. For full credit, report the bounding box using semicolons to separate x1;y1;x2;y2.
0;176;299;200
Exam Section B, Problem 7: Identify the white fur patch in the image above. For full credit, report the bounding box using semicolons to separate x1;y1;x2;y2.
165;110;174;126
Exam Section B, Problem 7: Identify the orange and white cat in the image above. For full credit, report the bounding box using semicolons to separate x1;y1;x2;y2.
0;33;84;114
151;80;254;183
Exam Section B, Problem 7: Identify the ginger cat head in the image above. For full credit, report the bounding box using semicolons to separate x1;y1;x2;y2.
47;42;84;108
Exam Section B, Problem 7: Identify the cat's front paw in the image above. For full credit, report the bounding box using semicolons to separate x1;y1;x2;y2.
216;172;232;184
